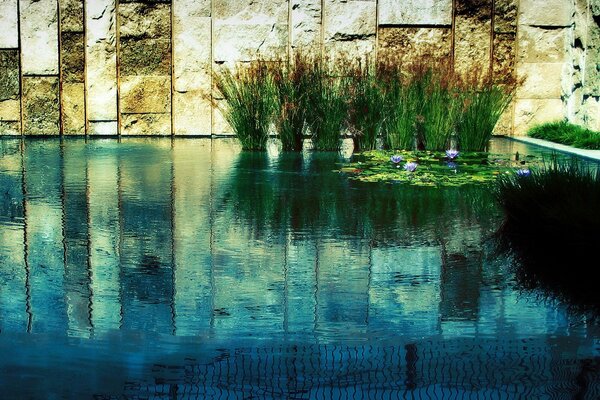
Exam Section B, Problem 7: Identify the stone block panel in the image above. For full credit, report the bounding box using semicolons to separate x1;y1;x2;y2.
62;83;85;135
0;121;20;135
492;33;516;83
323;0;376;60
0;0;18;48
20;0;59;75
120;38;171;76
519;0;573;27
173;14;211;92
494;103;514;135
514;98;564;135
378;0;452;26
517;26;568;63
454;0;492;75
61;32;85;83
119;3;171;39
89;120;117;135
583;18;600;96
378;27;452;65
494;0;517;33
214;0;287;22
22;76;60;135
291;0;321;50
0;100;20;122
0;50;19;102
60;0;84;32
517;62;564;99
120;76;170;114
212;101;233;135
173;90;211;135
121;113;171;136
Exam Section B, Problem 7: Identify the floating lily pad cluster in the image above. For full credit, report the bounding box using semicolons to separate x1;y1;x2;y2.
338;150;541;187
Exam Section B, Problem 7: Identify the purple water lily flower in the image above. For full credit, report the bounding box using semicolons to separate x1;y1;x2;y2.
516;168;531;177
404;162;418;172
445;149;460;160
390;155;403;164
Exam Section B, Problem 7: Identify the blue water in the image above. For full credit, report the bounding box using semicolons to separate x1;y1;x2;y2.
0;138;598;399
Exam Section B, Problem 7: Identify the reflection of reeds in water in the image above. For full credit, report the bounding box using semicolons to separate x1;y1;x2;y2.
495;158;600;312
218;151;500;248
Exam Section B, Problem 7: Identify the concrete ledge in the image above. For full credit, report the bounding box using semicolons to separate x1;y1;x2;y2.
508;136;600;162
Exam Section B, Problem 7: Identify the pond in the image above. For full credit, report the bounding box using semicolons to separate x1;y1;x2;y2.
0;137;599;399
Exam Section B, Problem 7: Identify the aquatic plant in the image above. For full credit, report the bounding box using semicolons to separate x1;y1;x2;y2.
390;155;403;164
404;162;418;172
516;168;530;177
445;149;460;160
528;120;600;150
213;61;277;151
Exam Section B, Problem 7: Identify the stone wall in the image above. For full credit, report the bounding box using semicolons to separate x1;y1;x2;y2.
0;0;598;136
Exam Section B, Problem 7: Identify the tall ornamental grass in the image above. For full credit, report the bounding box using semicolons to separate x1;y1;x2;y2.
213;62;276;151
528;120;600;150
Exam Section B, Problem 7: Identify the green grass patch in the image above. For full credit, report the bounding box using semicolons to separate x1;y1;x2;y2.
528;121;600;150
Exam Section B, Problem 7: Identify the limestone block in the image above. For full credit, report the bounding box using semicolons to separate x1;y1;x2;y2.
575;97;600;131
0;100;20;121
519;0;574;27
291;0;321;50
454;0;492;75
120;75;170;114
0;0;18;48
0;50;19;101
213;0;288;63
212;101;233;135
120;38;171;76
378;0;452;26
494;103;514;135
20;0;59;75
173;15;211;92
89;120;117;135
583;20;600;96
517;26;568;63
60;0;84;32
514;98;564;135
85;0;118;121
517;63;564;99
61;32;85;83
323;0;376;60
494;0;517;33
121;113;171;135
22;76;60;135
119;3;170;39
62;83;85;135
173;90;212;135
492;33;516;83
0;121;20;135
377;27;452;65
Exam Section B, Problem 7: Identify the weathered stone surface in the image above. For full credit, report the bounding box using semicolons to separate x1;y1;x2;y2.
20;0;59;75
120;0;170;3
22;76;60;135
494;0;517;33
574;96;600;131
514;99;565;135
212;102;233;135
323;0;376;60
85;0;118;121
492;33;516;83
121;113;171;135
583;16;600;96
0;100;20;121
173;90;211;135
173;15;211;91
291;0;321;50
0;0;18;48
214;0;288;63
495;104;514;135
120;76;170;114
62;83;85;135
61;32;85;83
120;38;171;76
0;121;20;135
454;1;492;75
378;0;452;26
378;27;452;65
89;120;117;135
119;3;170;39
0;50;19;101
517;63;564;99
60;0;84;32
519;0;574;27
517;26;568;63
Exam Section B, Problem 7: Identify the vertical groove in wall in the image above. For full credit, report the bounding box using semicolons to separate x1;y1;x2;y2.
512;0;522;135
489;0;496;79
451;0;457;69
374;0;379;65
320;0;325;59
82;0;88;135
57;0;64;135
115;0;121;137
170;0;174;136
210;0;214;137
17;0;24;136
287;0;292;63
